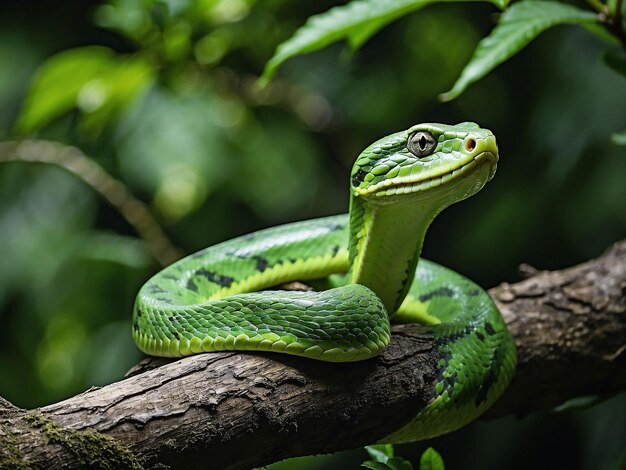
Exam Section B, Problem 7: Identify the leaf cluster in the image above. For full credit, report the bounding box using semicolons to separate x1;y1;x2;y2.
262;0;626;143
362;445;445;470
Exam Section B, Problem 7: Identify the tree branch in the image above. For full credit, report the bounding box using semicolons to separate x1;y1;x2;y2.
0;140;183;267
1;241;625;470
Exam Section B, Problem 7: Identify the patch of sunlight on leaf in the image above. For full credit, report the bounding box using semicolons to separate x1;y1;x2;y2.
261;0;507;83
94;0;153;42
209;0;251;23
154;163;206;222
440;1;598;101
16;46;155;137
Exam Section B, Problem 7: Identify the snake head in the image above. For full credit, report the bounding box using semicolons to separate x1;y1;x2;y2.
350;122;498;206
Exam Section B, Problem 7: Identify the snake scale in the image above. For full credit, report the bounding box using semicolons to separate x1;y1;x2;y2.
133;122;516;442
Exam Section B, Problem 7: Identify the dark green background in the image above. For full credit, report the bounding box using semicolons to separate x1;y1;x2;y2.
0;1;624;468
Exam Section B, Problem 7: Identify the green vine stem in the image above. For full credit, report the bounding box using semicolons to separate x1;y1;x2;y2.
588;0;626;51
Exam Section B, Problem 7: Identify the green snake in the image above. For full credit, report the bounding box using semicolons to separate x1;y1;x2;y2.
133;122;516;442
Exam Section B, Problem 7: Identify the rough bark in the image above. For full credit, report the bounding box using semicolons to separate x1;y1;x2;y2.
1;241;625;470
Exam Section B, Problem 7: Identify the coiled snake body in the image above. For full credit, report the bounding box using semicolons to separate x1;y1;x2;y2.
133;122;516;442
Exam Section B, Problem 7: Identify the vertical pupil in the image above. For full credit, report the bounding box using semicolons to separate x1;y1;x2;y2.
419;135;427;150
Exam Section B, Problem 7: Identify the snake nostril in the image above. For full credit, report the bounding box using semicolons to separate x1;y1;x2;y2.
465;138;477;152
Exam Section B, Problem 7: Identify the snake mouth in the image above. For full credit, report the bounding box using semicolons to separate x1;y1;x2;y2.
367;151;498;198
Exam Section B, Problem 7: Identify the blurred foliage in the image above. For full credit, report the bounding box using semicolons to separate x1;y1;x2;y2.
361;444;443;470
0;0;624;469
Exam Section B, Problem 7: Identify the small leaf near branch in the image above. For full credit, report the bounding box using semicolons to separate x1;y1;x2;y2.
366;444;395;463
440;1;598;101
420;447;445;470
387;456;415;470
261;0;507;84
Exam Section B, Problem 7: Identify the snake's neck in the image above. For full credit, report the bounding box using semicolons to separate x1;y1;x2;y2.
348;194;439;313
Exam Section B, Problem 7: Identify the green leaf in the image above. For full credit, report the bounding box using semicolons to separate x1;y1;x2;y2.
440;1;598;101
611;130;626;145
16;46;154;136
604;52;626;79
366;444;395;463
362;461;394;470
387;457;415;470
261;0;507;83
420;447;445;470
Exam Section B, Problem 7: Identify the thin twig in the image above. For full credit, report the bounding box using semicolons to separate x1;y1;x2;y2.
0;140;183;267
589;0;626;52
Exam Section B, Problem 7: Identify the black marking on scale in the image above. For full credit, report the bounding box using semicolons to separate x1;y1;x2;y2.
474;346;503;406
351;169;368;187
186;278;198;292
394;265;414;310
439;325;473;344
251;255;269;272
195;268;234;288
441;371;458;397
419;287;455;302
148;285;166;294
326;222;346;232
434;348;452;390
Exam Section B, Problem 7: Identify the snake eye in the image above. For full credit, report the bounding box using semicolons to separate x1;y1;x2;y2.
408;131;437;157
